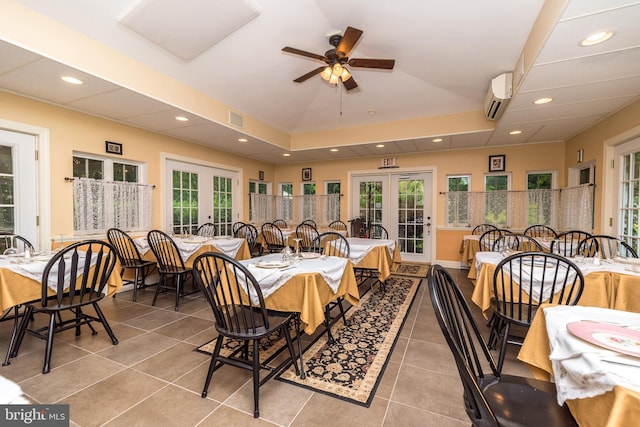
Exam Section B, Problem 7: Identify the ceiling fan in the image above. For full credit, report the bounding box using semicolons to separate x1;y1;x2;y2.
282;26;395;91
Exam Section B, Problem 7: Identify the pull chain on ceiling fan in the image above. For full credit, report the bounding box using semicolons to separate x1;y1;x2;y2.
282;26;395;91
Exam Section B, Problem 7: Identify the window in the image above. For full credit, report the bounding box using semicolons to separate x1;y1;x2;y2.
325;181;340;195
279;183;293;222
302;182;316;220
325;181;341;221
0;146;14;233
484;174;509;226
526;171;555;226
212;176;233;236
248;180;268;222
72;154;150;235
620;151;640;252
446;175;470;227
171;170;198;234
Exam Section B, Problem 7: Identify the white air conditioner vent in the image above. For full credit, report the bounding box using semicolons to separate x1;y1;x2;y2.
484;72;513;121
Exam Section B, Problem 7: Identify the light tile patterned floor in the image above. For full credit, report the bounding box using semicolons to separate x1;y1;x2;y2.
0;268;531;426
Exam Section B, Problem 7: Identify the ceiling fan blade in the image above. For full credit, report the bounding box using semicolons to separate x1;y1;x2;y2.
348;58;395;69
282;47;327;62
293;66;326;83
336;26;363;58
342;76;358;91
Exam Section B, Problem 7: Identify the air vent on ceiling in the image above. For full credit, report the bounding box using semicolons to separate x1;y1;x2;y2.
229;111;243;128
484;72;513;121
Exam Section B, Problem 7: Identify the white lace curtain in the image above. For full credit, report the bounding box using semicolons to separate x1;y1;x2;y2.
444;184;594;231
73;178;153;235
250;194;341;225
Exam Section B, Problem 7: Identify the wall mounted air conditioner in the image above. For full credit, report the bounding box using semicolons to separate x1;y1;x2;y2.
484;72;513;121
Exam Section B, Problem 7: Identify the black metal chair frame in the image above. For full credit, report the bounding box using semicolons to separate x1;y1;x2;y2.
490;252;584;372
427;264;577;427
192;252;302;418
107;228;156;302
272;219;288;228
367;224;389;239
232;221;246;235
301;219;317;228
234;223;263;257
478;229;505;251
7;240;119;374
196;222;217;238
328;220;348;233
147;230;197;311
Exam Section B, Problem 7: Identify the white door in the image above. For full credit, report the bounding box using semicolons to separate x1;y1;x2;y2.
351;171;433;263
0;129;38;246
390;172;432;262
165;159;240;236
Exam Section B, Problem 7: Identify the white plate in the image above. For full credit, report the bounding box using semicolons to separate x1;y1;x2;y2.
255;260;289;269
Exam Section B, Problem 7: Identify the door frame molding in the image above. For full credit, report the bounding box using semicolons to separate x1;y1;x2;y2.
160;152;244;231
348;166;437;262
0;118;51;250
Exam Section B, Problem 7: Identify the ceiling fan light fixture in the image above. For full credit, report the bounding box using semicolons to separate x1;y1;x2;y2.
321;66;332;80
340;68;351;81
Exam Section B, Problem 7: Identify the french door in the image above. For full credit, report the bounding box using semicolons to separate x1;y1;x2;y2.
0;129;38;247
351;171;433;262
165;159;240;236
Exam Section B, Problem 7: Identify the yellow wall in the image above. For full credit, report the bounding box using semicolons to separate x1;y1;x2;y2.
564;99;640;233
0;91;275;237
3;90;640;264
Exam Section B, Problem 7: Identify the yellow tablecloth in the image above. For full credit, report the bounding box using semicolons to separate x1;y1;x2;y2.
460;235;480;267
352;243;402;283
0;265;123;312
518;305;640;427
469;261;637;318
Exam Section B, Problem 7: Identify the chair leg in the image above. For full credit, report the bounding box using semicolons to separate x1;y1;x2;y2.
323;306;335;344
133;268;140;302
282;322;300;377
293;315;305;379
252;339;260;418
202;337;224;398
151;274;164;306
2;306;20;366
496;322;511;374
43;312;56;374
93;303;118;345
10;306;33;358
174;274;182;311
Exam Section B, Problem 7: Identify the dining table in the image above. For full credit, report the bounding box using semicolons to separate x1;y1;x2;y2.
236;253;359;335
518;304;640;427
460;234;480;267
134;235;251;267
346;237;402;283
468;251;640;318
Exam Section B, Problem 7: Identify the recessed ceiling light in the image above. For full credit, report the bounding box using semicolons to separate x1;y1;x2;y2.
432;138;443;143
368;109;376;116
61;76;83;85
238;138;248;142
175;116;189;122
330;148;339;152
283;153;291;157
534;97;553;105
509;130;522;135
376;144;385;148
580;31;613;46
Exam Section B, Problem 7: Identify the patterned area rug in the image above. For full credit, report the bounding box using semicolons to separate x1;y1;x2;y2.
277;275;421;406
391;261;430;277
195;275;421;407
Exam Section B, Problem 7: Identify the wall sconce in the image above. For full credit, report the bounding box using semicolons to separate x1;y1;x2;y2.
577;148;584;163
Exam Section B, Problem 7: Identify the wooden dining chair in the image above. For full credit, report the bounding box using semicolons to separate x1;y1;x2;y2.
261;222;287;253
523;224;558;239
273;219;288;228
577;234;638;259
301;219;317;228
192;252;302;418
107;228;157;302
328;220;348;233
196;223;217;238
311;231;351;340
472;223;498;235
478;228;505;251
551;230;592;257
7;240;119;374
234;223;263;257
367;224;388;239
232;221;246;235
295;223;319;251
490;252;584;372
147;230;197;311
427;264;577;427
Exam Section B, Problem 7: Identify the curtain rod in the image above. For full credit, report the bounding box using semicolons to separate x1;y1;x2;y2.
438;183;594;195
64;177;155;188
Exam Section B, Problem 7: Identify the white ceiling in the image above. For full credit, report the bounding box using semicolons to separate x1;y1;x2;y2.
1;0;640;164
